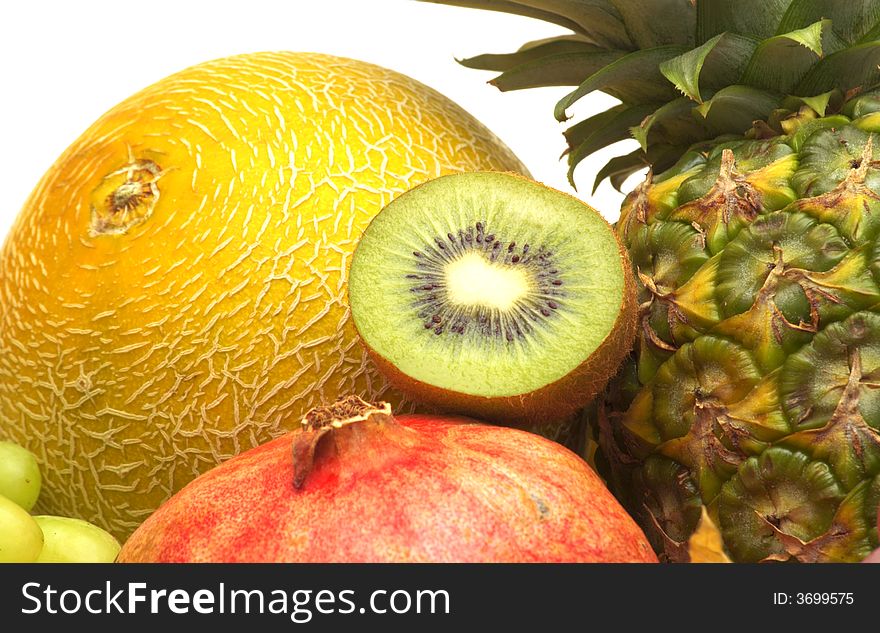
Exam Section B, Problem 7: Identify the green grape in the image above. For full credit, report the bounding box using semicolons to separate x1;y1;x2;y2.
0;441;41;511
0;494;43;562
33;516;120;563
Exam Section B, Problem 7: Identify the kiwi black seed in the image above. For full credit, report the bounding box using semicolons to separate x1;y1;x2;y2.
407;222;564;341
348;171;637;427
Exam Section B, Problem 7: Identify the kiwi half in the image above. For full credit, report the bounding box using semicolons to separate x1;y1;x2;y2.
348;172;636;426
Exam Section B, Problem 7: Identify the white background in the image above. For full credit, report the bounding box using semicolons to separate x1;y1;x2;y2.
0;0;640;241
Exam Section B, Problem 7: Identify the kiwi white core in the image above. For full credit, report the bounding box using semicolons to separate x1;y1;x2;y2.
446;252;529;310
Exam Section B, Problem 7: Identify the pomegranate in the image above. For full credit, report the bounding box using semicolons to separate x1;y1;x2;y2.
118;397;656;562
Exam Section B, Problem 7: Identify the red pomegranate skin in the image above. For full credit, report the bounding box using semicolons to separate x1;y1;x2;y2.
118;404;656;563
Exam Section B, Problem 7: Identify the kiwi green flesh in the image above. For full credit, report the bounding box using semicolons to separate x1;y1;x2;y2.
349;171;625;398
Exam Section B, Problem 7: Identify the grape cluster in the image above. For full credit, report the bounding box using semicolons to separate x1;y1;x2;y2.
0;441;120;563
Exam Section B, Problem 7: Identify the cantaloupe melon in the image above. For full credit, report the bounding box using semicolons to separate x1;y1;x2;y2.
0;51;526;538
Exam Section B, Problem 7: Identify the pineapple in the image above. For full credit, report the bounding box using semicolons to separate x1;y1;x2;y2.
425;0;880;561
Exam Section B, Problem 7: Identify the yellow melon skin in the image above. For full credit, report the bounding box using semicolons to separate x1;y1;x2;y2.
0;51;527;539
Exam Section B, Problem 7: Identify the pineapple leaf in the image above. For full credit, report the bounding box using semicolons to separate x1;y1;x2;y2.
772;19;826;56
659;35;721;103
779;0;880;45
789;91;836;117
632;98;710;151
487;50;629;90
696;0;794;43
587;143;683;191
511;0;632;49
695;85;781;135
659;33;756;103
857;21;880;45
796;41;880;95
588;148;647;192
458;36;602;72
843;90;880;118
420;0;634;49
426;0;880;193
563;104;629;150
609;0;695;49
643;141;690;173
419;0;589;36
566;104;655;170
554;46;684;121
740;20;829;94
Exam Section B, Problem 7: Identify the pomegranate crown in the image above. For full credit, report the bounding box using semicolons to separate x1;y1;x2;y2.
300;396;392;431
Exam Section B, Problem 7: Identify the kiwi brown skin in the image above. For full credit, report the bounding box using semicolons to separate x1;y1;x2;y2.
350;171;639;428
